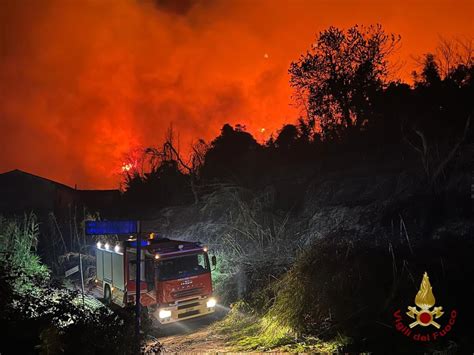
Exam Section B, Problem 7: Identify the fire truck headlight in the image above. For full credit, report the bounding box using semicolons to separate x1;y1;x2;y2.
206;298;217;308
159;309;172;319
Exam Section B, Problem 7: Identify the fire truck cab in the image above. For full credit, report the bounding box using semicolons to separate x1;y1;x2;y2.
95;236;217;323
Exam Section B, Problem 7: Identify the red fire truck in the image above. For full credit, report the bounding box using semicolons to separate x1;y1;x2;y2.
94;235;217;323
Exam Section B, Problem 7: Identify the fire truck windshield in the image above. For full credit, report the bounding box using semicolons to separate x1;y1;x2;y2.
156;252;210;281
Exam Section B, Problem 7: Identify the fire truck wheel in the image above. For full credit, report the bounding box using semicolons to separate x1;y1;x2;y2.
104;284;112;305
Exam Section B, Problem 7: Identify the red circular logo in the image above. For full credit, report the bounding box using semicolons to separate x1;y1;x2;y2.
419;312;432;324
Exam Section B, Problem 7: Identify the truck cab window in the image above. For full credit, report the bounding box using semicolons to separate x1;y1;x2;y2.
197;254;207;270
157;252;210;281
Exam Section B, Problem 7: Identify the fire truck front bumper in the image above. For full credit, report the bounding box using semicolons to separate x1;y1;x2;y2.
154;296;216;324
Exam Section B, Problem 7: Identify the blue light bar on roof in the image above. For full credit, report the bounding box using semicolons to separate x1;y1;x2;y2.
128;240;150;247
85;220;138;235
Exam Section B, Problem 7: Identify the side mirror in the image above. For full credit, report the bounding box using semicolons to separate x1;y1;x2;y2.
211;255;217;267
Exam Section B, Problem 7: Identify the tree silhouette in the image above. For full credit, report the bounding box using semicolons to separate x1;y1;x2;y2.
289;24;400;140
418;54;442;86
201;124;261;184
275;124;299;150
145;138;208;205
123;127;194;209
404;53;473;188
120;29;474;207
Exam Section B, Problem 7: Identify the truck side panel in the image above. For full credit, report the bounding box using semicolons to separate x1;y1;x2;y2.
112;252;124;290
103;251;112;283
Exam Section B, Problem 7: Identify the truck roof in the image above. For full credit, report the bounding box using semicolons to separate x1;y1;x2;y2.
127;238;205;258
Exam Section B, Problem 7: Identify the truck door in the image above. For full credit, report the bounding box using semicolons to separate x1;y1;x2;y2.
144;252;156;292
126;249;146;293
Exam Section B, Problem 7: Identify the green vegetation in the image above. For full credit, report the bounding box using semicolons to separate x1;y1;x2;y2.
211;301;349;352
206;196;356;352
0;214;137;354
210;250;236;302
211;227;474;353
0;214;49;291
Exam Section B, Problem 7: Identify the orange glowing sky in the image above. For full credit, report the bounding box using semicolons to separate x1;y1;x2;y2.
1;0;473;188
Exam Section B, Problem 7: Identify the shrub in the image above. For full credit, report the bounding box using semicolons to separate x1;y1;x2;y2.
264;232;474;353
0;215;139;354
0;214;50;292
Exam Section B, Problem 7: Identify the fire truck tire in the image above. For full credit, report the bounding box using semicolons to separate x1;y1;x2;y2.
104;284;112;305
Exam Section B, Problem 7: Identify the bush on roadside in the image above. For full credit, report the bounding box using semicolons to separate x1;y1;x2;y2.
264;232;474;353
0;215;138;354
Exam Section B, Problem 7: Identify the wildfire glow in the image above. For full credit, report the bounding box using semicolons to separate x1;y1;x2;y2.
1;0;473;188
122;163;133;172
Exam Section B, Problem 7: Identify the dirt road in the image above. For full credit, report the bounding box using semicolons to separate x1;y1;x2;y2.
153;308;233;353
157;326;230;353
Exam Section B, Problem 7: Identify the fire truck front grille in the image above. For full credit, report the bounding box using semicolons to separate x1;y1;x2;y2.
178;310;200;319
177;301;200;310
172;287;203;299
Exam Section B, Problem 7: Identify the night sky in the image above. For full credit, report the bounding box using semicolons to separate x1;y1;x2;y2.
1;0;473;188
